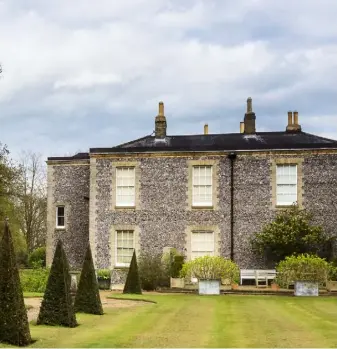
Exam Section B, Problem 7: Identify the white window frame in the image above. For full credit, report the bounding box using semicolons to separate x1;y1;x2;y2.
115;167;135;207
276;164;298;206
56;206;65;228
115;230;135;267
192;165;213;207
191;230;215;260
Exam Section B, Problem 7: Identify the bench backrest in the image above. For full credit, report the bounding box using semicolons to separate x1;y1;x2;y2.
255;269;276;277
241;269;255;277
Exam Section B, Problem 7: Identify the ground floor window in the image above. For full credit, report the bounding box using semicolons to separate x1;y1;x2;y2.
191;231;214;259
116;230;134;267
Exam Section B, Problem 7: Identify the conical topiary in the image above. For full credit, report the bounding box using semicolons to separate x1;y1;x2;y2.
0;221;32;346
123;250;142;294
37;239;77;327
74;244;103;315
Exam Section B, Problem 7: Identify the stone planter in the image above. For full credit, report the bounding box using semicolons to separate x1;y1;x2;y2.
97;277;111;290
170;277;185;288
198;279;220;295
326;280;337;292
294;281;318;296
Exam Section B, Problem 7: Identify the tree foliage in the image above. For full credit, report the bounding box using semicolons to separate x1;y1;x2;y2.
74;244;103;315
123;250;142;294
37;240;77;327
251;205;335;264
0;221;31;346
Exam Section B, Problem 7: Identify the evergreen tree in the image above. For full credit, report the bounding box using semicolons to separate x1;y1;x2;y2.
37;239;77;327
74;244;103;315
0;221;31;346
123;250;142;294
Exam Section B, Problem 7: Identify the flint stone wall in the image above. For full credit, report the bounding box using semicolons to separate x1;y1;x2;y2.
47;163;90;269
47;152;337;282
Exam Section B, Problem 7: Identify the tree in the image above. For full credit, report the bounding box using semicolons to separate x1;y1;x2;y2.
251;205;335;265
37;240;77;327
0;220;31;346
123;250;142;294
0;144;26;256
16;151;47;252
74;244;103;315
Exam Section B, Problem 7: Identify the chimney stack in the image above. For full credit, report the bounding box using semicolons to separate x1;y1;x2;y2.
286;110;301;132
240;122;244;133
204;124;209;135
243;97;256;134
155;101;167;138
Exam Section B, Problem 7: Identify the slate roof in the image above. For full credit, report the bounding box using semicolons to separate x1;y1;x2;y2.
90;131;337;153
48;131;337;160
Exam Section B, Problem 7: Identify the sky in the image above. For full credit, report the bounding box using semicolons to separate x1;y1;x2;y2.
1;0;337;161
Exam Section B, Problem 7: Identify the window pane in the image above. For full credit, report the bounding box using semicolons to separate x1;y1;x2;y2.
57;216;64;227
57;206;64;217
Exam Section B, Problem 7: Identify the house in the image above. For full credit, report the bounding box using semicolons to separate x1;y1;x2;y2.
46;98;337;285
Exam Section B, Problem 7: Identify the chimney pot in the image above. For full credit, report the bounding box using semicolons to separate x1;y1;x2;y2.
287;111;293;126
204;124;209;135
293;110;299;125
244;97;256;134
155;101;167;138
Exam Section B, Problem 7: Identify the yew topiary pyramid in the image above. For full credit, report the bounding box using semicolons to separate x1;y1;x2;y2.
0;221;32;346
123;250;142;294
37;239;77;327
74;244;103;315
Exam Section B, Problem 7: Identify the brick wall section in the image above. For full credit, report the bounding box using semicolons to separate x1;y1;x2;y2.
46;163;90;269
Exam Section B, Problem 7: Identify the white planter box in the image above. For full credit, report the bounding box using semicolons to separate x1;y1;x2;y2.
170;277;185;288
198;279;220;295
294;281;318;296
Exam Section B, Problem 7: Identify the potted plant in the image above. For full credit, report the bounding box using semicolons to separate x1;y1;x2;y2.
96;269;111;290
180;256;240;295
231;277;239;290
271;280;280;291
276;254;331;296
326;262;337;292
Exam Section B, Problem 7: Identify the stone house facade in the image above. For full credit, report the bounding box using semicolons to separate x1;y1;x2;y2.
46;98;337;285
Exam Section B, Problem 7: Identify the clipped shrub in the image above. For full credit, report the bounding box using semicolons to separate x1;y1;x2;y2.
74;245;103;315
276;254;331;288
97;269;111;279
123;250;142;294
138;251;169;291
16;250;29;268
19;268;49;293
180;256;240;282
0;222;32;346
162;248;185;278
28;247;46;268
37;240;77;327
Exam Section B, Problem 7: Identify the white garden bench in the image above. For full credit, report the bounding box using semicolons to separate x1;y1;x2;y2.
240;269;256;285
255;269;277;287
240;269;277;286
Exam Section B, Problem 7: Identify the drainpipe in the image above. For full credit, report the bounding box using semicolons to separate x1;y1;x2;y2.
227;152;237;261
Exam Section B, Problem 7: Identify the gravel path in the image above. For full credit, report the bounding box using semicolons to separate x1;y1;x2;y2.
24;293;150;322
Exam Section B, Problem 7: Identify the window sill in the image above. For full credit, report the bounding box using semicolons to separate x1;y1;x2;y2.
114;265;130;269
114;206;136;210
191;206;214;210
55;227;66;231
275;205;299;209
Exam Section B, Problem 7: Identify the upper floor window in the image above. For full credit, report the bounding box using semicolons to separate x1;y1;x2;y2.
116;167;135;207
192;165;212;207
56;206;65;228
191;231;214;260
116;230;134;267
276;164;297;205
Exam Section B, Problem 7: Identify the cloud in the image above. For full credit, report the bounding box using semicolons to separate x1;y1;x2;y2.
0;0;337;161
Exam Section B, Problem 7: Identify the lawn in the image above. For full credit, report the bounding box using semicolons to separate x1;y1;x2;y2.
3;294;337;348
